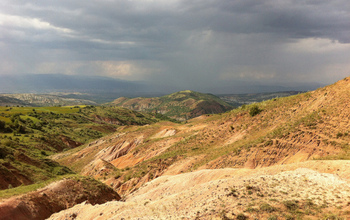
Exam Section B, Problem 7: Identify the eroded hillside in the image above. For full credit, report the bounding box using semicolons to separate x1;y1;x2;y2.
0;176;120;220
0;105;167;219
0;105;164;193
55;77;350;199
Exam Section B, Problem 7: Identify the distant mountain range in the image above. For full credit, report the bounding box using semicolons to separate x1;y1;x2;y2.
0;74;160;98
0;95;29;107
0;74;312;108
0;73;323;96
0;93;97;107
218;91;305;108
0;89;305;115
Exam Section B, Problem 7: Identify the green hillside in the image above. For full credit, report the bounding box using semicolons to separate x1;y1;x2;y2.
0;105;164;191
111;90;234;120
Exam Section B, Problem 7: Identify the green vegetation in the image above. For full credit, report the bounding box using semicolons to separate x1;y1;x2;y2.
0;105;167;191
322;213;344;220
0;174;77;199
0;174;115;200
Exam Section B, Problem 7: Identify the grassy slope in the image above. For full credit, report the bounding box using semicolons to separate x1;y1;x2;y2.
0;105;166;193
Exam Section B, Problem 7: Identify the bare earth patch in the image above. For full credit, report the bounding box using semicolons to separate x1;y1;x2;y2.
0;177;120;220
48;160;350;219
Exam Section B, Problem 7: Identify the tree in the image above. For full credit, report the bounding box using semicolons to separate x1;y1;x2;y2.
17;125;26;134
0;120;5;131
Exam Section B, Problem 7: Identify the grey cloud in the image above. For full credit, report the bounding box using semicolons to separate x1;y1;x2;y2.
4;1;349;48
5;1;350;40
0;0;350;93
177;0;350;42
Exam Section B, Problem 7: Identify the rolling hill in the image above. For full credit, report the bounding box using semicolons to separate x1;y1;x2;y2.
0;96;30;107
49;76;350;219
0;105;178;219
2;77;350;219
110;90;234;121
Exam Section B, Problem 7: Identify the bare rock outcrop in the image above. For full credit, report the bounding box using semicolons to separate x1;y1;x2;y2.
0;177;120;220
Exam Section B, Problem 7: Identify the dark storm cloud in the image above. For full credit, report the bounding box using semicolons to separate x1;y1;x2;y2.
1;0;350;93
178;0;350;42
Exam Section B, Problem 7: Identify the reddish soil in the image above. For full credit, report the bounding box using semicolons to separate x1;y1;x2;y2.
0;178;120;220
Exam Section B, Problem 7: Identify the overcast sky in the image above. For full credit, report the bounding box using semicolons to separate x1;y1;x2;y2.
1;0;350;93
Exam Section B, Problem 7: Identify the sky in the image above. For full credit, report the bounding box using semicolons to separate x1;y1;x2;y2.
1;0;350;93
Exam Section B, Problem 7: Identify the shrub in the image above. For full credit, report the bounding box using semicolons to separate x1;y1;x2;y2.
322;213;344;220
285;215;295;220
264;139;273;146
260;203;277;213
246;185;254;190
336;132;343;138
267;215;278;220
283;200;299;212
249;105;262;117
245;207;256;213
236;213;248;220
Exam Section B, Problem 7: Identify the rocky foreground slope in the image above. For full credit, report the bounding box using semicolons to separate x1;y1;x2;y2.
49;161;350;219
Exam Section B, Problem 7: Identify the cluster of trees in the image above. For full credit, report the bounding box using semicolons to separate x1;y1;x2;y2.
0;114;40;134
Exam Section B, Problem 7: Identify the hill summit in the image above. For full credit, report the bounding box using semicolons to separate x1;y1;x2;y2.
111;90;233;120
